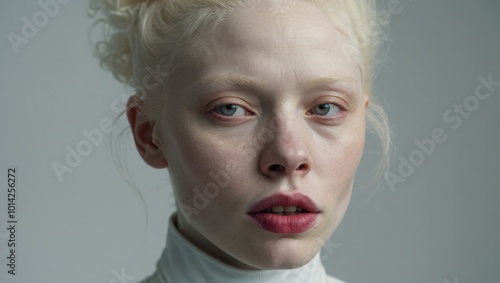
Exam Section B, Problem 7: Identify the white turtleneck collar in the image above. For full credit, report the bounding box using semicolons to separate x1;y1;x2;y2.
141;213;346;283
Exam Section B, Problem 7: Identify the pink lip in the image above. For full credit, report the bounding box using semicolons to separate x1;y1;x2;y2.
247;193;320;234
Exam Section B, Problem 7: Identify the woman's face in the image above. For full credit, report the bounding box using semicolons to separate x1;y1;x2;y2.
156;1;368;270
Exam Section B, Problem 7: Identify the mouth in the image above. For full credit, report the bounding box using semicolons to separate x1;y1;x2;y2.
261;205;307;214
248;192;319;214
247;193;319;234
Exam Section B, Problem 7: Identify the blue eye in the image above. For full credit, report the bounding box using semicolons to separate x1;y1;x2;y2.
214;104;247;116
312;103;341;116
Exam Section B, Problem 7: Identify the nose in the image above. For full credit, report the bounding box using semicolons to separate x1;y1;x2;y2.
259;117;312;179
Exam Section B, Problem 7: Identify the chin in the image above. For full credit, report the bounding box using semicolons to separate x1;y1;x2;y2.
253;253;317;270
241;238;321;270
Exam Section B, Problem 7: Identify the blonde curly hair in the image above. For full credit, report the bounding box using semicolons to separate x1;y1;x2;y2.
89;0;391;187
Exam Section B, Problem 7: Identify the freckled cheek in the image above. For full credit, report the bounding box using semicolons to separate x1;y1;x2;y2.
317;134;364;223
317;132;365;186
167;131;253;204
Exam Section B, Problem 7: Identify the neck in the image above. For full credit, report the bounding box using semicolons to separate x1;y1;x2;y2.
176;212;259;270
156;213;328;283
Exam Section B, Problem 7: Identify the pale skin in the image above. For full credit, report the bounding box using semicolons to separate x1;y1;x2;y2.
127;0;369;271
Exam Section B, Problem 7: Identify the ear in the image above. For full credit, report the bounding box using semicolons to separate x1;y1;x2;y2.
364;94;370;109
126;96;168;169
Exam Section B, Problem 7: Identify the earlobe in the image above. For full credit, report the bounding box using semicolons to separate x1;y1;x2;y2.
127;96;168;169
364;95;370;109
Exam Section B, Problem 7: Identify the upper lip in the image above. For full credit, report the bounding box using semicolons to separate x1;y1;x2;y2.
248;192;320;214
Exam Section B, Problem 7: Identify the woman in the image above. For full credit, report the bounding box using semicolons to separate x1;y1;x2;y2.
90;0;390;282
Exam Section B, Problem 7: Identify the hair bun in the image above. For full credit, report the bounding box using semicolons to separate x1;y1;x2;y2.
89;0;150;86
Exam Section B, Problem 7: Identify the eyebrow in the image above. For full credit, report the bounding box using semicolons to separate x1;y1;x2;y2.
187;75;359;97
301;77;359;96
187;76;266;96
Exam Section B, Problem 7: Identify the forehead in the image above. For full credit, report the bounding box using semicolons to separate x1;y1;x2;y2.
216;1;356;52
173;0;362;96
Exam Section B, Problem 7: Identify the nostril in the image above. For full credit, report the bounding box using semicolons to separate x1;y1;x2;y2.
296;164;308;171
269;164;285;172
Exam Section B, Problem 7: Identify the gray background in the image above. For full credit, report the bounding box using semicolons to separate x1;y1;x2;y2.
1;1;499;282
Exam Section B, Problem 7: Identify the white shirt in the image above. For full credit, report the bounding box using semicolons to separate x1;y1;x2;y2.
140;213;346;283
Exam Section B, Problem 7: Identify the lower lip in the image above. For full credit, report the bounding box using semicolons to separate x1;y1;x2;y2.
248;212;318;234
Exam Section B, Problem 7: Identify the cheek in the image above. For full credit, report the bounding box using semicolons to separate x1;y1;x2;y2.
163;126;253;211
314;119;366;207
319;123;365;178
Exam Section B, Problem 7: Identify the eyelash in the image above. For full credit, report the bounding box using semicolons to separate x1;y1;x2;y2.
214;104;247;116
309;103;341;116
209;103;253;121
208;100;347;122
306;100;347;120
